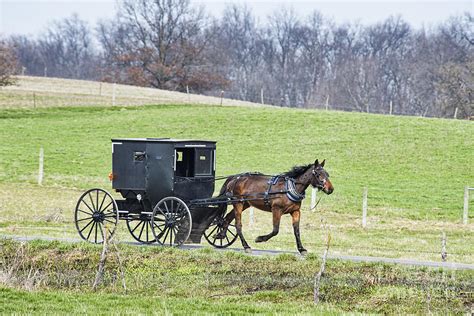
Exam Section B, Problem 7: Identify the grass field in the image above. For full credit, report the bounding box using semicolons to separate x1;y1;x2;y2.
0;77;473;313
1;239;472;314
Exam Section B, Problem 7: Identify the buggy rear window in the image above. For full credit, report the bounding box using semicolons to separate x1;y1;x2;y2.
194;149;212;176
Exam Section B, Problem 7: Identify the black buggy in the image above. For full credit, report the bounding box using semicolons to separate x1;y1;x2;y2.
74;138;237;248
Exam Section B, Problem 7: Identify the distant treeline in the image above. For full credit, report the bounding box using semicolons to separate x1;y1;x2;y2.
4;0;473;118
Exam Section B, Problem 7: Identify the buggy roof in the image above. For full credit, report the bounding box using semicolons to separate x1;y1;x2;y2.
111;138;216;144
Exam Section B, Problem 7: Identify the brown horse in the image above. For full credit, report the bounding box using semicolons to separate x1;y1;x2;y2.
217;159;333;254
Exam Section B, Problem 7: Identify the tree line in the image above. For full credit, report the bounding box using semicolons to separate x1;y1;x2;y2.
2;0;473;118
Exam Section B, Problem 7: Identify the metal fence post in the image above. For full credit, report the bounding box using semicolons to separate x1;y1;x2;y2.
38;147;44;185
464;186;469;225
362;187;368;228
311;187;317;212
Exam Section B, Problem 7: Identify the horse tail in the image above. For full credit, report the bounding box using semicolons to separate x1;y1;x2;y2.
217;175;236;216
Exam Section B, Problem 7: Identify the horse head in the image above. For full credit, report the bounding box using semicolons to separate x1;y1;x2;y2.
311;159;333;194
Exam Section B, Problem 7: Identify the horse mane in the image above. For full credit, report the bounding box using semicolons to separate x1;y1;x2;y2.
282;163;313;178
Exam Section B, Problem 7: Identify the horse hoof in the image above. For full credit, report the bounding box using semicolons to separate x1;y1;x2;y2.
255;236;265;243
299;249;308;256
244;247;252;254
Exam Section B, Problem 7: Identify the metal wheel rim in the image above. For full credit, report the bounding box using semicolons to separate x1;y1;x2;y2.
74;188;119;244
151;197;192;247
204;215;238;248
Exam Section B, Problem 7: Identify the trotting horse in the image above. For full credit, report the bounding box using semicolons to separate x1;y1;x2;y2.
217;159;333;254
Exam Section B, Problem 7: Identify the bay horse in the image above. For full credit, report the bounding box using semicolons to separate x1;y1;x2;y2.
217;159;333;254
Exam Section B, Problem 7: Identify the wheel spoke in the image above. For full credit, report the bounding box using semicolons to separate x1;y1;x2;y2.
131;220;143;234
145;221;150;242
81;200;95;213
138;221;146;241
100;201;113;213
163;227;170;244
104;218;116;224
88;192;96;212
86;222;95;240
206;225;218;238
169;226;174;246
77;216;93;222
94;222;98;243
98;222;104;240
79;219;94;233
77;209;93;216
227;228;237;238
97;192;107;212
96;190;99;213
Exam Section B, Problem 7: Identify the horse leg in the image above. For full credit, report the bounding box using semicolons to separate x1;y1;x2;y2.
234;203;251;253
255;208;281;243
291;209;307;255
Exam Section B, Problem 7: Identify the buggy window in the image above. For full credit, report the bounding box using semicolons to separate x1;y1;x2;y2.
195;149;212;176
175;149;195;177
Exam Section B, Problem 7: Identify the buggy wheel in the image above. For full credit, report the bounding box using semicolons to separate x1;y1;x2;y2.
151;197;192;247
204;214;238;248
74;188;119;244
126;212;156;244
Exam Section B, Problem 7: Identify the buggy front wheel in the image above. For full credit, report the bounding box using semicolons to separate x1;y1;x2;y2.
151;197;192;247
74;188;119;244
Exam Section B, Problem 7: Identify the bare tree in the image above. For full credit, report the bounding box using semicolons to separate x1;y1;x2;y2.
38;14;97;79
99;0;224;92
0;40;18;86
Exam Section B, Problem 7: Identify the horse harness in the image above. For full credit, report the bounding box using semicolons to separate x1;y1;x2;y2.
264;175;306;206
224;173;306;206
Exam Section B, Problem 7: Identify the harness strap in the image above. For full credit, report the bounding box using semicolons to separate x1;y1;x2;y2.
264;175;280;206
285;178;306;202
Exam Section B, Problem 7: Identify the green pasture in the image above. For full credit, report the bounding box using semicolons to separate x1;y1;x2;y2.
0;103;473;263
1;104;472;219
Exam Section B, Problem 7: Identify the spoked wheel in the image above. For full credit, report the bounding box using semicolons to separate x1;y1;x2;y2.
126;212;156;244
74;188;119;244
204;213;238;248
151;197;192;247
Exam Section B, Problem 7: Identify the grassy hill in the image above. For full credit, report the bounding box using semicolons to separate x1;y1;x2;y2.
1;77;473;314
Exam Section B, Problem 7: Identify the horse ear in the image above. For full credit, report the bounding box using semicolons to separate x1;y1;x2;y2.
321;159;325;167
315;159;319;166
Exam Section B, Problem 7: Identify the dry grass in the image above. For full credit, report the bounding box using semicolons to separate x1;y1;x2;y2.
0;76;268;109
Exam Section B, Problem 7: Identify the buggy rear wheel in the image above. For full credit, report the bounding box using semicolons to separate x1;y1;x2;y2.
204;213;238;248
126;212;156;244
74;188;119;244
151;197;192;247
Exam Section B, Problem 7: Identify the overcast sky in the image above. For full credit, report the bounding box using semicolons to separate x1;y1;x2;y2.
0;0;472;37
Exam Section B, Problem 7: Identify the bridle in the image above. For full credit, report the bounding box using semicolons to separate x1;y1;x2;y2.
311;167;329;191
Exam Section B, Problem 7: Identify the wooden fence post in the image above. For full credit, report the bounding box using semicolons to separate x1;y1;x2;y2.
454;107;458;119
311;187;317;212
464;186;469;225
38;147;44;186
186;85;190;103
441;232;447;262
220;90;224;106
325;95;329;111
261;88;264;105
389;101;393;115
362;187;368;228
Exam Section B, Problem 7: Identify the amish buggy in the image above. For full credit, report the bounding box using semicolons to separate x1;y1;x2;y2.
74;138;333;253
